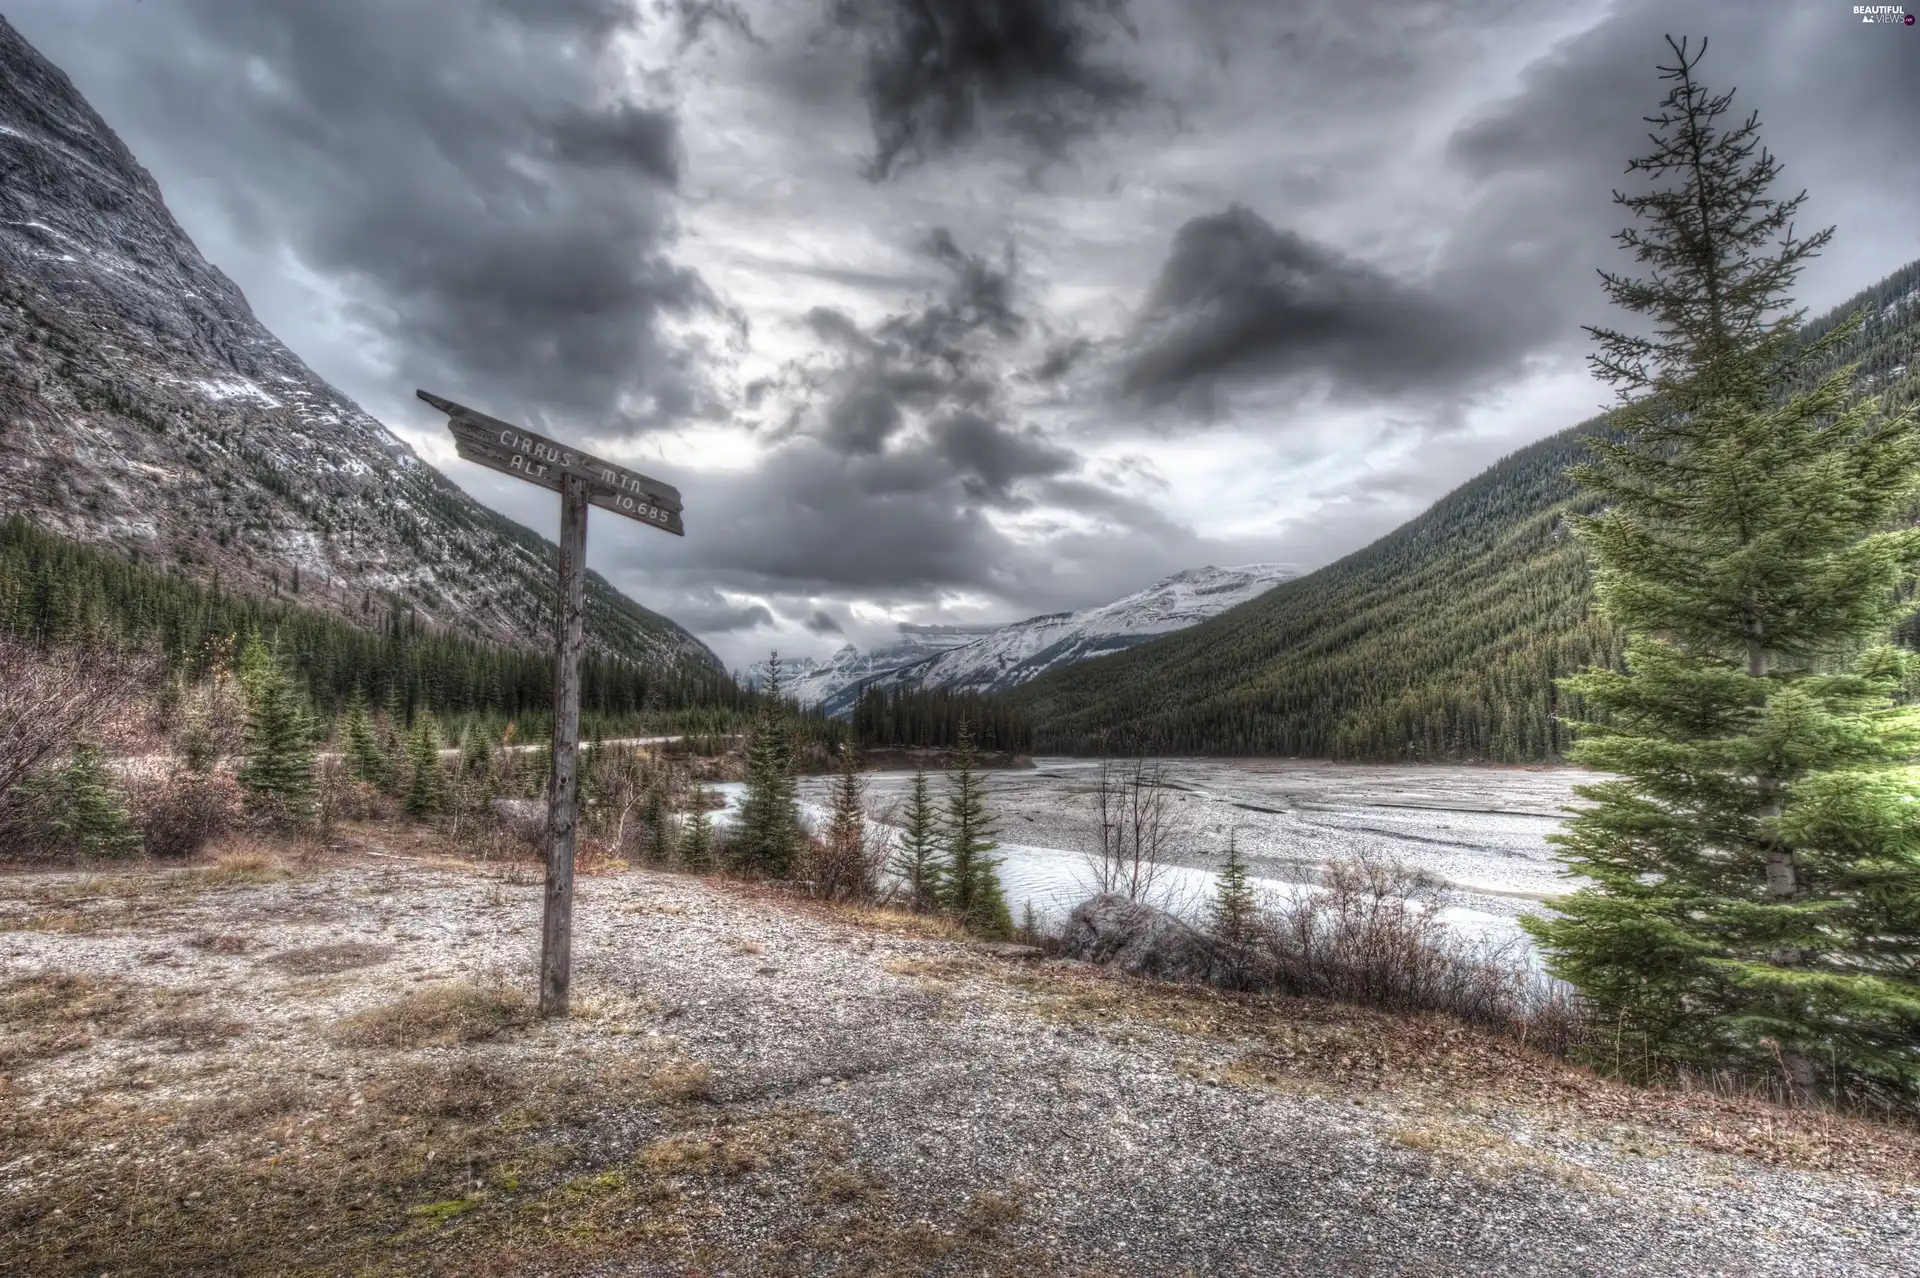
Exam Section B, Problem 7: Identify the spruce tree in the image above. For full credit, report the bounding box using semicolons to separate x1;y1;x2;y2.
734;653;803;878
236;633;315;820
819;740;872;899
940;720;1012;938
460;724;493;781
1210;832;1259;948
889;767;945;912
343;702;388;789
14;743;139;859
458;724;497;808
640;776;675;863
404;713;446;819
1524;37;1920;1096
681;784;716;872
825;736;864;855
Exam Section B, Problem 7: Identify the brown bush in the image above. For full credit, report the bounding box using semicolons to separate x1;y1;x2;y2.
1259;855;1579;1047
316;758;392;827
0;638;149;802
127;768;243;859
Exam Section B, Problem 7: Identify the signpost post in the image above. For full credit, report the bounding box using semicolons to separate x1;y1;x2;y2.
417;389;685;1017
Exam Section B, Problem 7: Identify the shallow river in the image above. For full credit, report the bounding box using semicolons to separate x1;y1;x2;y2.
716;758;1592;951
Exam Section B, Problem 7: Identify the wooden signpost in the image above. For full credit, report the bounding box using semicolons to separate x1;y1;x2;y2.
417;389;685;1017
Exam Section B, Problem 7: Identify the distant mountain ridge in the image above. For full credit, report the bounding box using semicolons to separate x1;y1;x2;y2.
0;17;717;672
744;623;1000;709
1013;261;1920;761
755;563;1297;718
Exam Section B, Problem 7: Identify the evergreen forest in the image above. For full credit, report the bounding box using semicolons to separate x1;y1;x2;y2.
0;516;756;737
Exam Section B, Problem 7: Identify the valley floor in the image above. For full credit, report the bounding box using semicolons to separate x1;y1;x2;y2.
2;831;1915;1276
803;758;1590;944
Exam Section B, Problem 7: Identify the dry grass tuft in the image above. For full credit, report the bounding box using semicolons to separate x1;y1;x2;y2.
0;972;142;1067
130;1011;246;1053
644;1059;716;1105
169;847;289;892
333;982;535;1049
0;972;232;1067
961;1188;1025;1231
637;1124;772;1179
264;941;393;975
808;1165;886;1204
186;932;256;954
367;1059;520;1120
826;902;973;941
1390;1118;1618;1193
172;1080;311;1144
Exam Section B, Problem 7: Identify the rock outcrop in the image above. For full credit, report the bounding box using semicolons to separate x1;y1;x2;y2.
1058;894;1251;989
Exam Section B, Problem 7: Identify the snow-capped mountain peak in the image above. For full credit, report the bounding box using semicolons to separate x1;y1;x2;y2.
761;563;1297;717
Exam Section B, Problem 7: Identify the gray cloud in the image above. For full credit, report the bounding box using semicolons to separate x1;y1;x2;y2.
768;228;1087;506
1024;336;1097;383
931;410;1077;501
803;609;845;635
1117;205;1537;416
658;0;762;47
831;0;1146;178
670;595;778;633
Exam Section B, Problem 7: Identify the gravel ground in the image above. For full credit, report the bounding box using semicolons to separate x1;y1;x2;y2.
2;839;1914;1276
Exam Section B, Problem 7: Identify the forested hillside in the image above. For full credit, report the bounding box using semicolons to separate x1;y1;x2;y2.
0;518;750;733
1017;260;1920;761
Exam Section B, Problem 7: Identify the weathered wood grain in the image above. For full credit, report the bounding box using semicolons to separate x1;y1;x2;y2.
541;472;590;1018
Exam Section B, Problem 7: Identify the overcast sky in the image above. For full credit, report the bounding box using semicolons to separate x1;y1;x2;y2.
8;0;1919;672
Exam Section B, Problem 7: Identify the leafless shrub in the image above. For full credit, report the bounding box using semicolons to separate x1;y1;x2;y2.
126;767;243;859
0;637;149;835
1259;854;1575;1042
1083;754;1187;906
170;650;247;771
812;801;891;905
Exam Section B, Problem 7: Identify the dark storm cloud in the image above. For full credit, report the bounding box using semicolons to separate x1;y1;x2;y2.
549;104;682;182
23;0;732;436
1024;336;1096;383
1118;205;1532;414
803;609;845;635
830;0;1146;178
771;228;1088;506
931;410;1076;500
665;439;1021;594
658;0;762;47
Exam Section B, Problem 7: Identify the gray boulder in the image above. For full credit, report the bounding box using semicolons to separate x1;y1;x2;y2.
1058;894;1250;989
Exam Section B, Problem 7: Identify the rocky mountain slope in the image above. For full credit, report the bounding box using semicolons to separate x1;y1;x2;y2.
0;17;717;671
1015;261;1920;761
761;564;1296;717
